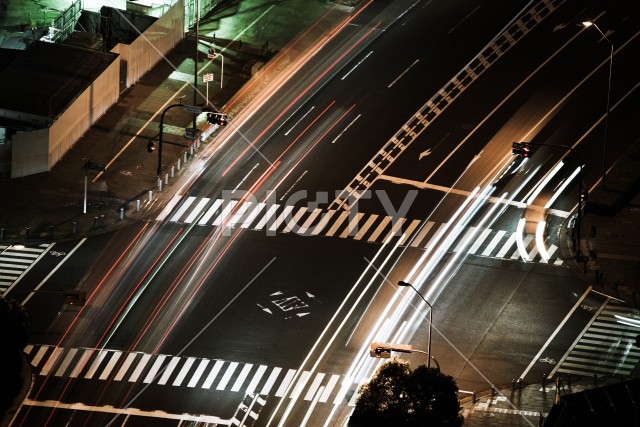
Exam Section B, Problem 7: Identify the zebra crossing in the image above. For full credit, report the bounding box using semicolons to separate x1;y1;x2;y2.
0;243;50;295
23;344;350;406
158;196;564;264
555;303;640;378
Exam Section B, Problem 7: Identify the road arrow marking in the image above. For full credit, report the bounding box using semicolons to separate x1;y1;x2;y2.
419;149;431;160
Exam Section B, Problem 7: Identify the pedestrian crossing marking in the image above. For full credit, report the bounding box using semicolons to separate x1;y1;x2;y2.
155;196;565;264
556;303;640;377
188;359;209;387
0;243;50;295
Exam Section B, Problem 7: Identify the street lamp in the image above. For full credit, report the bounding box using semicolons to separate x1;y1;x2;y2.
207;47;224;89
582;21;613;189
370;341;440;370
398;280;434;369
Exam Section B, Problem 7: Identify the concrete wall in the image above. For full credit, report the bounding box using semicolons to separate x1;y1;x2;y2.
113;0;184;90
10;0;185;178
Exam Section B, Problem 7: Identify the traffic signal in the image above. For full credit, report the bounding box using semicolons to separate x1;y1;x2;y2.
512;142;531;158
580;190;588;203
207;112;228;126
65;290;86;306
147;141;155;153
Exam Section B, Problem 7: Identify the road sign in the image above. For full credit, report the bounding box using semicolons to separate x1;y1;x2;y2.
182;104;203;114
203;73;214;83
84;161;105;171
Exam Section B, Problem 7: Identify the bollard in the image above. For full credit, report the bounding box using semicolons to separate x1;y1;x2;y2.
177;159;181;170
120;207;124;220
72;221;76;234
165;173;169;185
184;152;188;163
542;374;547;390
148;190;153;203
491;387;495;397
100;214;105;227
171;165;175;178
0;227;3;240
472;392;477;404
567;373;571;388
93;217;98;229
159;179;163;192
26;226;31;238
512;379;515;391
190;145;194;156
136;199;140;212
49;225;53;238
518;378;523;391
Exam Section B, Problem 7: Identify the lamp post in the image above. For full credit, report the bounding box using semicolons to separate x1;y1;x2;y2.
157;103;187;179
582;21;613;189
207;47;224;89
398;281;434;369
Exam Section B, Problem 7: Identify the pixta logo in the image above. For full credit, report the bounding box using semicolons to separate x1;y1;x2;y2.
216;189;418;237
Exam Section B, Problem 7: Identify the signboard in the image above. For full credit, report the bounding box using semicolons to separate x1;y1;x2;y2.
84;161;105;171
203;73;214;83
182;104;203;114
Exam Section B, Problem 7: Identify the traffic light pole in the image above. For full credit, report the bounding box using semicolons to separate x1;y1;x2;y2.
513;142;585;259
158;103;186;179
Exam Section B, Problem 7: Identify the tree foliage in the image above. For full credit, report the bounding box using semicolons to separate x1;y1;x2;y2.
349;358;464;427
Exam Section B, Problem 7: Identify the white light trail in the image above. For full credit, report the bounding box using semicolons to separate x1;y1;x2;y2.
516;218;530;262
545;166;581;208
524;161;564;205
536;221;550;262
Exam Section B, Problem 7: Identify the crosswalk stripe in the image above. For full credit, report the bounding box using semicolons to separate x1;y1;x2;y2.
184;198;210;223
40;347;64;376
55;348;78;377
304;373;325;401
85;350;109;380
198;199;223;225
319;374;340;403
114;352;138;381
353;214;378;240
158;356;180;385
254;204;279;230
367;216;391;242
217;362;238;390
283;207;308;234
298;208;322;234
170;196;196;222
410;221;434;247
311;210;335;235
129;353;152;382
510;235;533;260
468;227;492;254
241;203;266;228
70;349;93;378
202;360;225;389
382;218;406;242
398;219;421;246
482;229;506;256
340;212;363;238
156;195;182;221
260;366;281;395
213;201;238;226
424;223;448;250
31;346;49;367
275;369;297;397
143;355;167;384
291;371;312;400
99;352;122;380
231;363;253;392
269;205;295;233
453;226;477;253
246;365;268;394
173;357;196;386
187;359;210;388
325;211;349;237
496;233;516;258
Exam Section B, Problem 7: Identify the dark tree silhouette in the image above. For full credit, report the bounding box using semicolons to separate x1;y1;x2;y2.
0;297;29;420
349;358;464;427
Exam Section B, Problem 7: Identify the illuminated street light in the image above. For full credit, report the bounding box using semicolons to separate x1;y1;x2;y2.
398;280;434;369
369;342;440;371
582;21;613;189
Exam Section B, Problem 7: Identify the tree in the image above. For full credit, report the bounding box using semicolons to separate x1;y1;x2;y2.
349;358;464;427
0;297;29;420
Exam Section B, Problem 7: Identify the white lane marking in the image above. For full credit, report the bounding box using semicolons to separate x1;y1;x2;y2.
496;233;516;258
99;352;122;380
217;362;238;390
114;352;138;381
202;360;225;389
260;367;282;395
157;356;180;385
187;359;210;388
85;350;109;380
156;195;182;221
128;353;152;383
482;229;505;256
172;357;196;387
170;196;196;222
245;365;268;394
54;348;78;377
275;369;297;397
231;363;253;392
143;355;167;384
198;199;223;225
184;197;210;223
